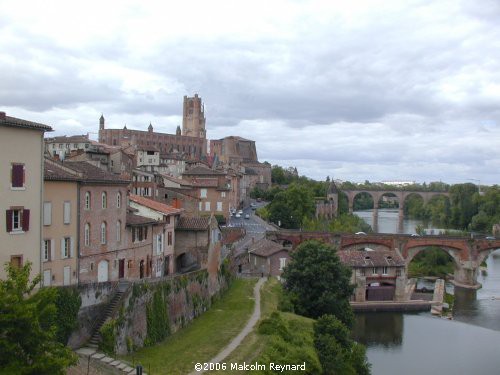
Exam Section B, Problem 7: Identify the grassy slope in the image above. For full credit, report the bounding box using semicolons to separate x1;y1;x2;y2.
208;278;319;374
123;278;256;375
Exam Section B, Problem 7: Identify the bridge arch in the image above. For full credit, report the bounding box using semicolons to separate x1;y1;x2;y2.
405;245;463;268
351;191;376;210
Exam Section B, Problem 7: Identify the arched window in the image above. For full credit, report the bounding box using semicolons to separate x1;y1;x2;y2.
101;222;107;244
84;223;90;246
85;192;91;210
116;192;121;208
102;192;107;209
116;221;121;242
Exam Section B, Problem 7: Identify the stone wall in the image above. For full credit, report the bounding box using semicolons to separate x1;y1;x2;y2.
110;267;231;355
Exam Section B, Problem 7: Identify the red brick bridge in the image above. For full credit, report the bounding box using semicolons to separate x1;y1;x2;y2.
266;230;500;289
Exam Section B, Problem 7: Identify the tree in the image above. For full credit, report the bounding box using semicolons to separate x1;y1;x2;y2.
268;183;315;229
0;262;78;374
282;240;354;327
314;315;371;375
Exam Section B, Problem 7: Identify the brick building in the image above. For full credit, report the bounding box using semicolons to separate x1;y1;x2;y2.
65;161;130;283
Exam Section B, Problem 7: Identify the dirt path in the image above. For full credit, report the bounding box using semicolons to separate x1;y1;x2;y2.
190;277;266;374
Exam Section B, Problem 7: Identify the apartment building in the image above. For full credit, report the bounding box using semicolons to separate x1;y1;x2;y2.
42;159;80;286
0;111;51;280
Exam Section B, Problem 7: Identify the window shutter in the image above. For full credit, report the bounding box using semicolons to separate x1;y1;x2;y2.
41;240;45;260
11;165;24;187
22;209;30;231
61;238;65;259
50;239;55;261
70;237;74;258
63;202;71;224
6;210;12;232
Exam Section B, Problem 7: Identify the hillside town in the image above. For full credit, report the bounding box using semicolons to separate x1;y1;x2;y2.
1;94;273;288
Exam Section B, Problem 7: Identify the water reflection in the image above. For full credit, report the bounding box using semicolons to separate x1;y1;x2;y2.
353;313;403;348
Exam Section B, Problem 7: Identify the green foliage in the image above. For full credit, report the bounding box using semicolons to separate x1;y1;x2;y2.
54;287;81;344
449;183;478;229
408;247;454;278
214;214;226;225
256;312;322;374
268;183;315;229
314;315;371;375
99;319;116;355
0;262;78;374
302;214;372;234
282;240;354;327
255;206;270;221
145;289;170;346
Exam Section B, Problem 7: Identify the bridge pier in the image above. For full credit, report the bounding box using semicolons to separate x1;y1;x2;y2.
397;207;404;233
452;262;482;289
372;203;379;233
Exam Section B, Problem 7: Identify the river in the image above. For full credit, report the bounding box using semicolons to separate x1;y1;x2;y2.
353;209;500;375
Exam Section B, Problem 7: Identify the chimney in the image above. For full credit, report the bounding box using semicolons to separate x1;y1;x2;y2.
0;111;6;120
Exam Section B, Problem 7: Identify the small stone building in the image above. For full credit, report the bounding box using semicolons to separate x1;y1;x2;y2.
246;238;289;277
338;250;406;302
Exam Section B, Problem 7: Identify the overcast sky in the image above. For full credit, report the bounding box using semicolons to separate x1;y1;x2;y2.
1;0;499;185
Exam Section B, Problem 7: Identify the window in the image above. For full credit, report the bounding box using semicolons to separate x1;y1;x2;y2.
360;268;366;276
74;143;78;148
382;266;388;275
43;202;52;226
221;192;226;198
90;262;94;271
62;237;70;258
11;163;25;189
102;192;107;209
10;255;23;269
157;234;164;254
127;260;133;269
216;202;223;212
43;240;51;261
200;189;207;198
6;208;29;232
84;223;90;246
279;258;287;270
165;216;171;225
372;267;377;275
198;202;202;211
63;201;71;224
85;192;91;210
396;269;402;277
116;192;121;208
133;227;148;242
116;221;121;242
101;222;107;244
168;231;172;246
205;201;211;211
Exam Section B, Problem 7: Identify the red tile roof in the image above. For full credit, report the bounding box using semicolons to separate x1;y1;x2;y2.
129;194;182;216
183;165;225;176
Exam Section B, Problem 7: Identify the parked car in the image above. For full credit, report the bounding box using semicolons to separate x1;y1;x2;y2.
238;210;243;215
355;232;366;235
245;214;250;219
235;213;241;218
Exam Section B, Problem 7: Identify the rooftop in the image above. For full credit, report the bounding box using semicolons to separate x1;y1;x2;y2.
0;112;52;132
44;158;82;181
46;135;90;143
337;250;405;268
64;161;130;184
129;194;182;216
183;165;225;176
176;217;210;231
126;213;157;226
248;238;286;257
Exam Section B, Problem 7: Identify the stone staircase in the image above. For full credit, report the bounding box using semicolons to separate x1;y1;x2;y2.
87;281;130;349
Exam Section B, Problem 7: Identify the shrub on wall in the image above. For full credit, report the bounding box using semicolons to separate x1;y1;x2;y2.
99;319;117;355
54;287;82;344
145;288;170;346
